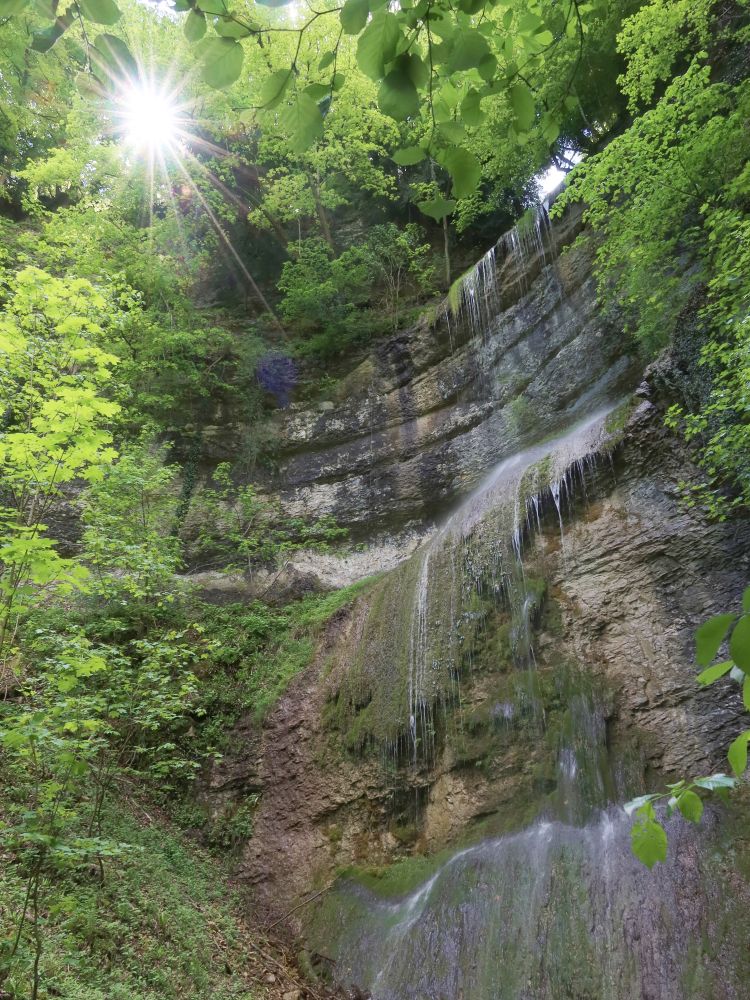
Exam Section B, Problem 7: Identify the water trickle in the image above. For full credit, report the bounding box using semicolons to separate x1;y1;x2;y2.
312;810;733;1000
334;402;618;768
304;200;748;998
442;202;558;342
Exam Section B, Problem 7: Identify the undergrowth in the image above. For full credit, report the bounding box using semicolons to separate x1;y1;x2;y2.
0;799;264;1000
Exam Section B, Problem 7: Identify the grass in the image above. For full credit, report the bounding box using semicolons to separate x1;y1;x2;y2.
0;799;271;1000
192;576;378;753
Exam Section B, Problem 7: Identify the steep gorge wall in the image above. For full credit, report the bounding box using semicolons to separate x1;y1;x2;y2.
217;394;749;932
200;207;750;958
261;205;638;534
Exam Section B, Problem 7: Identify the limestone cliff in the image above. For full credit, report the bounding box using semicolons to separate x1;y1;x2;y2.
199;205;750;999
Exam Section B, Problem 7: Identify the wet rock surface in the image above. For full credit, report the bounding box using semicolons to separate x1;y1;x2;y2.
205;208;750;997
257;207;640;535
223;395;750;932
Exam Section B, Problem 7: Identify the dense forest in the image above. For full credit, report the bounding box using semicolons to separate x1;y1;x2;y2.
0;0;749;996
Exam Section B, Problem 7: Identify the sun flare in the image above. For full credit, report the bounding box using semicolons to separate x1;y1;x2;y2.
116;80;184;154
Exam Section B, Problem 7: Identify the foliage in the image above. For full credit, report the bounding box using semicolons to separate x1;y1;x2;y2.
81;443;183;599
0;798;264;999
0;266;121;658
279;223;433;358
181;461;347;571
626;585;750;867
555;0;750;513
664;159;750;518
0;623;201;996
0;0;630;222
555;60;744;352
190;578;376;744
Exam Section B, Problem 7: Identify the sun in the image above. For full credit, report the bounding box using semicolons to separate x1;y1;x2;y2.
116;79;184;155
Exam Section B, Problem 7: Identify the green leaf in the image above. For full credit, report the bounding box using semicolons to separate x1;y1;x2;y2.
340;0;368;35
76;71;105;100
255;0;294;6
439;146;481;199
319;51;335;70
744;676;750;711
279;93;324;153
728;730;750;776
461;88;485;127
623;793;659;816
631;815;667;868
356;10;400;81
214;16;256;37
518;11;543;32
184;9;206;41
446;30;489;72
392;146;426;166
676;789;703;823
397;51;428;88
378;68;419;120
534;28;554;45
729;614;750;671
437;121;465;142
304;82;331;101
696;660;733;685
695;613;735;666
457;0;484;12
79;0;121;24
693;773;737;791
478;53;497;81
91;33;136;82
259;68;292;109
429;11;455;41
417;196;456;221
201;37;243;89
542;115;560;144
31;12;74;52
510;83;536;131
0;0;29;14
196;0;227;14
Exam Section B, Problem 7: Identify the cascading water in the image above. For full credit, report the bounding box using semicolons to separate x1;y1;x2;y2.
307;207;748;998
311;810;736;1000
400;404;619;765
442;202;560;345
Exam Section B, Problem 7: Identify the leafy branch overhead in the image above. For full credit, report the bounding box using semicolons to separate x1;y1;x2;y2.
1;0;606;216
626;586;750;868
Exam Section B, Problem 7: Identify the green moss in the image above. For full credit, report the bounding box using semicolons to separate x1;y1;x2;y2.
195;575;379;751
603;395;637;444
336;852;445;899
390;822;419;846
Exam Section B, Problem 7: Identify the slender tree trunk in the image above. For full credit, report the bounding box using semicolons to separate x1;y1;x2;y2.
31;870;42;1000
442;216;451;288
309;171;335;251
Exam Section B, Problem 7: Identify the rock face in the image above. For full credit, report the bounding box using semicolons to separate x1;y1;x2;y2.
202;206;750;997
550;395;750;777
262;206;639;535
223;395;750;935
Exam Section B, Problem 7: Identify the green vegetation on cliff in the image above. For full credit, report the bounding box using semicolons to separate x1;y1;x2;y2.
0;0;749;993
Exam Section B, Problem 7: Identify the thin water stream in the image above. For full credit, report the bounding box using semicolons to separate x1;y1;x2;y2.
306;208;747;998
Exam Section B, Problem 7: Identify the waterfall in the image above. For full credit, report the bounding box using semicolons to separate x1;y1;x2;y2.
310;810;730;1000
443;202;559;343
305;207;746;998
328;401;623;763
